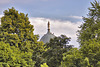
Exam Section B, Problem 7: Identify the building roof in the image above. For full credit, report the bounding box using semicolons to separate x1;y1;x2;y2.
40;21;55;43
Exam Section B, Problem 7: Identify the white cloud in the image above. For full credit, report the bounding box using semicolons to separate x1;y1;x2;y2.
29;17;82;47
0;15;3;18
0;15;3;25
69;16;82;19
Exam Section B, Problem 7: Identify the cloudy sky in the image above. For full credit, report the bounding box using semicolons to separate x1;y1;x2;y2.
0;0;99;47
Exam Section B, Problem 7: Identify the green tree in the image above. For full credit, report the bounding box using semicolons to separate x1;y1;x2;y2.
77;0;100;46
61;39;100;67
0;41;35;67
42;35;73;67
0;7;45;67
61;48;83;67
61;1;100;67
80;39;100;67
82;57;90;67
0;7;44;51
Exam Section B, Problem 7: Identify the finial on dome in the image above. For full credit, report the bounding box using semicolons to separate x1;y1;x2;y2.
48;21;50;33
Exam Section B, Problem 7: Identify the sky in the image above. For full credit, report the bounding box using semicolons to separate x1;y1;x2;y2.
0;0;99;47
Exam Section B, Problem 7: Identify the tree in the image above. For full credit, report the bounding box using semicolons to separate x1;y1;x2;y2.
80;39;100;67
0;41;35;67
61;48;83;67
42;35;73;67
61;39;100;67
0;7;44;51
0;7;45;67
77;0;100;46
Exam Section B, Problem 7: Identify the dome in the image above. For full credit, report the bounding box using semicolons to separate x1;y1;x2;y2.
40;22;55;43
40;32;55;43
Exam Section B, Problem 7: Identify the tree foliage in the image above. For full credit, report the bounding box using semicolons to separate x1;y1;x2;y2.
0;7;45;67
61;48;83;67
61;39;100;67
80;39;100;67
40;63;48;67
2;0;100;66
0;41;35;67
60;1;100;67
0;7;44;52
77;0;100;46
42;35;73;67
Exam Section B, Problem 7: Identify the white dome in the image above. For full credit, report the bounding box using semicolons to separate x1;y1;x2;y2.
40;21;55;43
40;32;55;43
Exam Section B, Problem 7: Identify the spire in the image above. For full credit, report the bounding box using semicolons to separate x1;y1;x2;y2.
48;21;50;33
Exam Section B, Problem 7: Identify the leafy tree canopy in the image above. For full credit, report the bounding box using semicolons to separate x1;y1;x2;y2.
40;63;48;67
0;7;45;67
0;7;44;52
0;41;35;67
77;0;100;46
61;39;100;67
42;35;73;67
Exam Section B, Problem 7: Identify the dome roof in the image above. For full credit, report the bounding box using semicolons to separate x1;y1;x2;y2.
40;22;55;43
40;32;55;43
